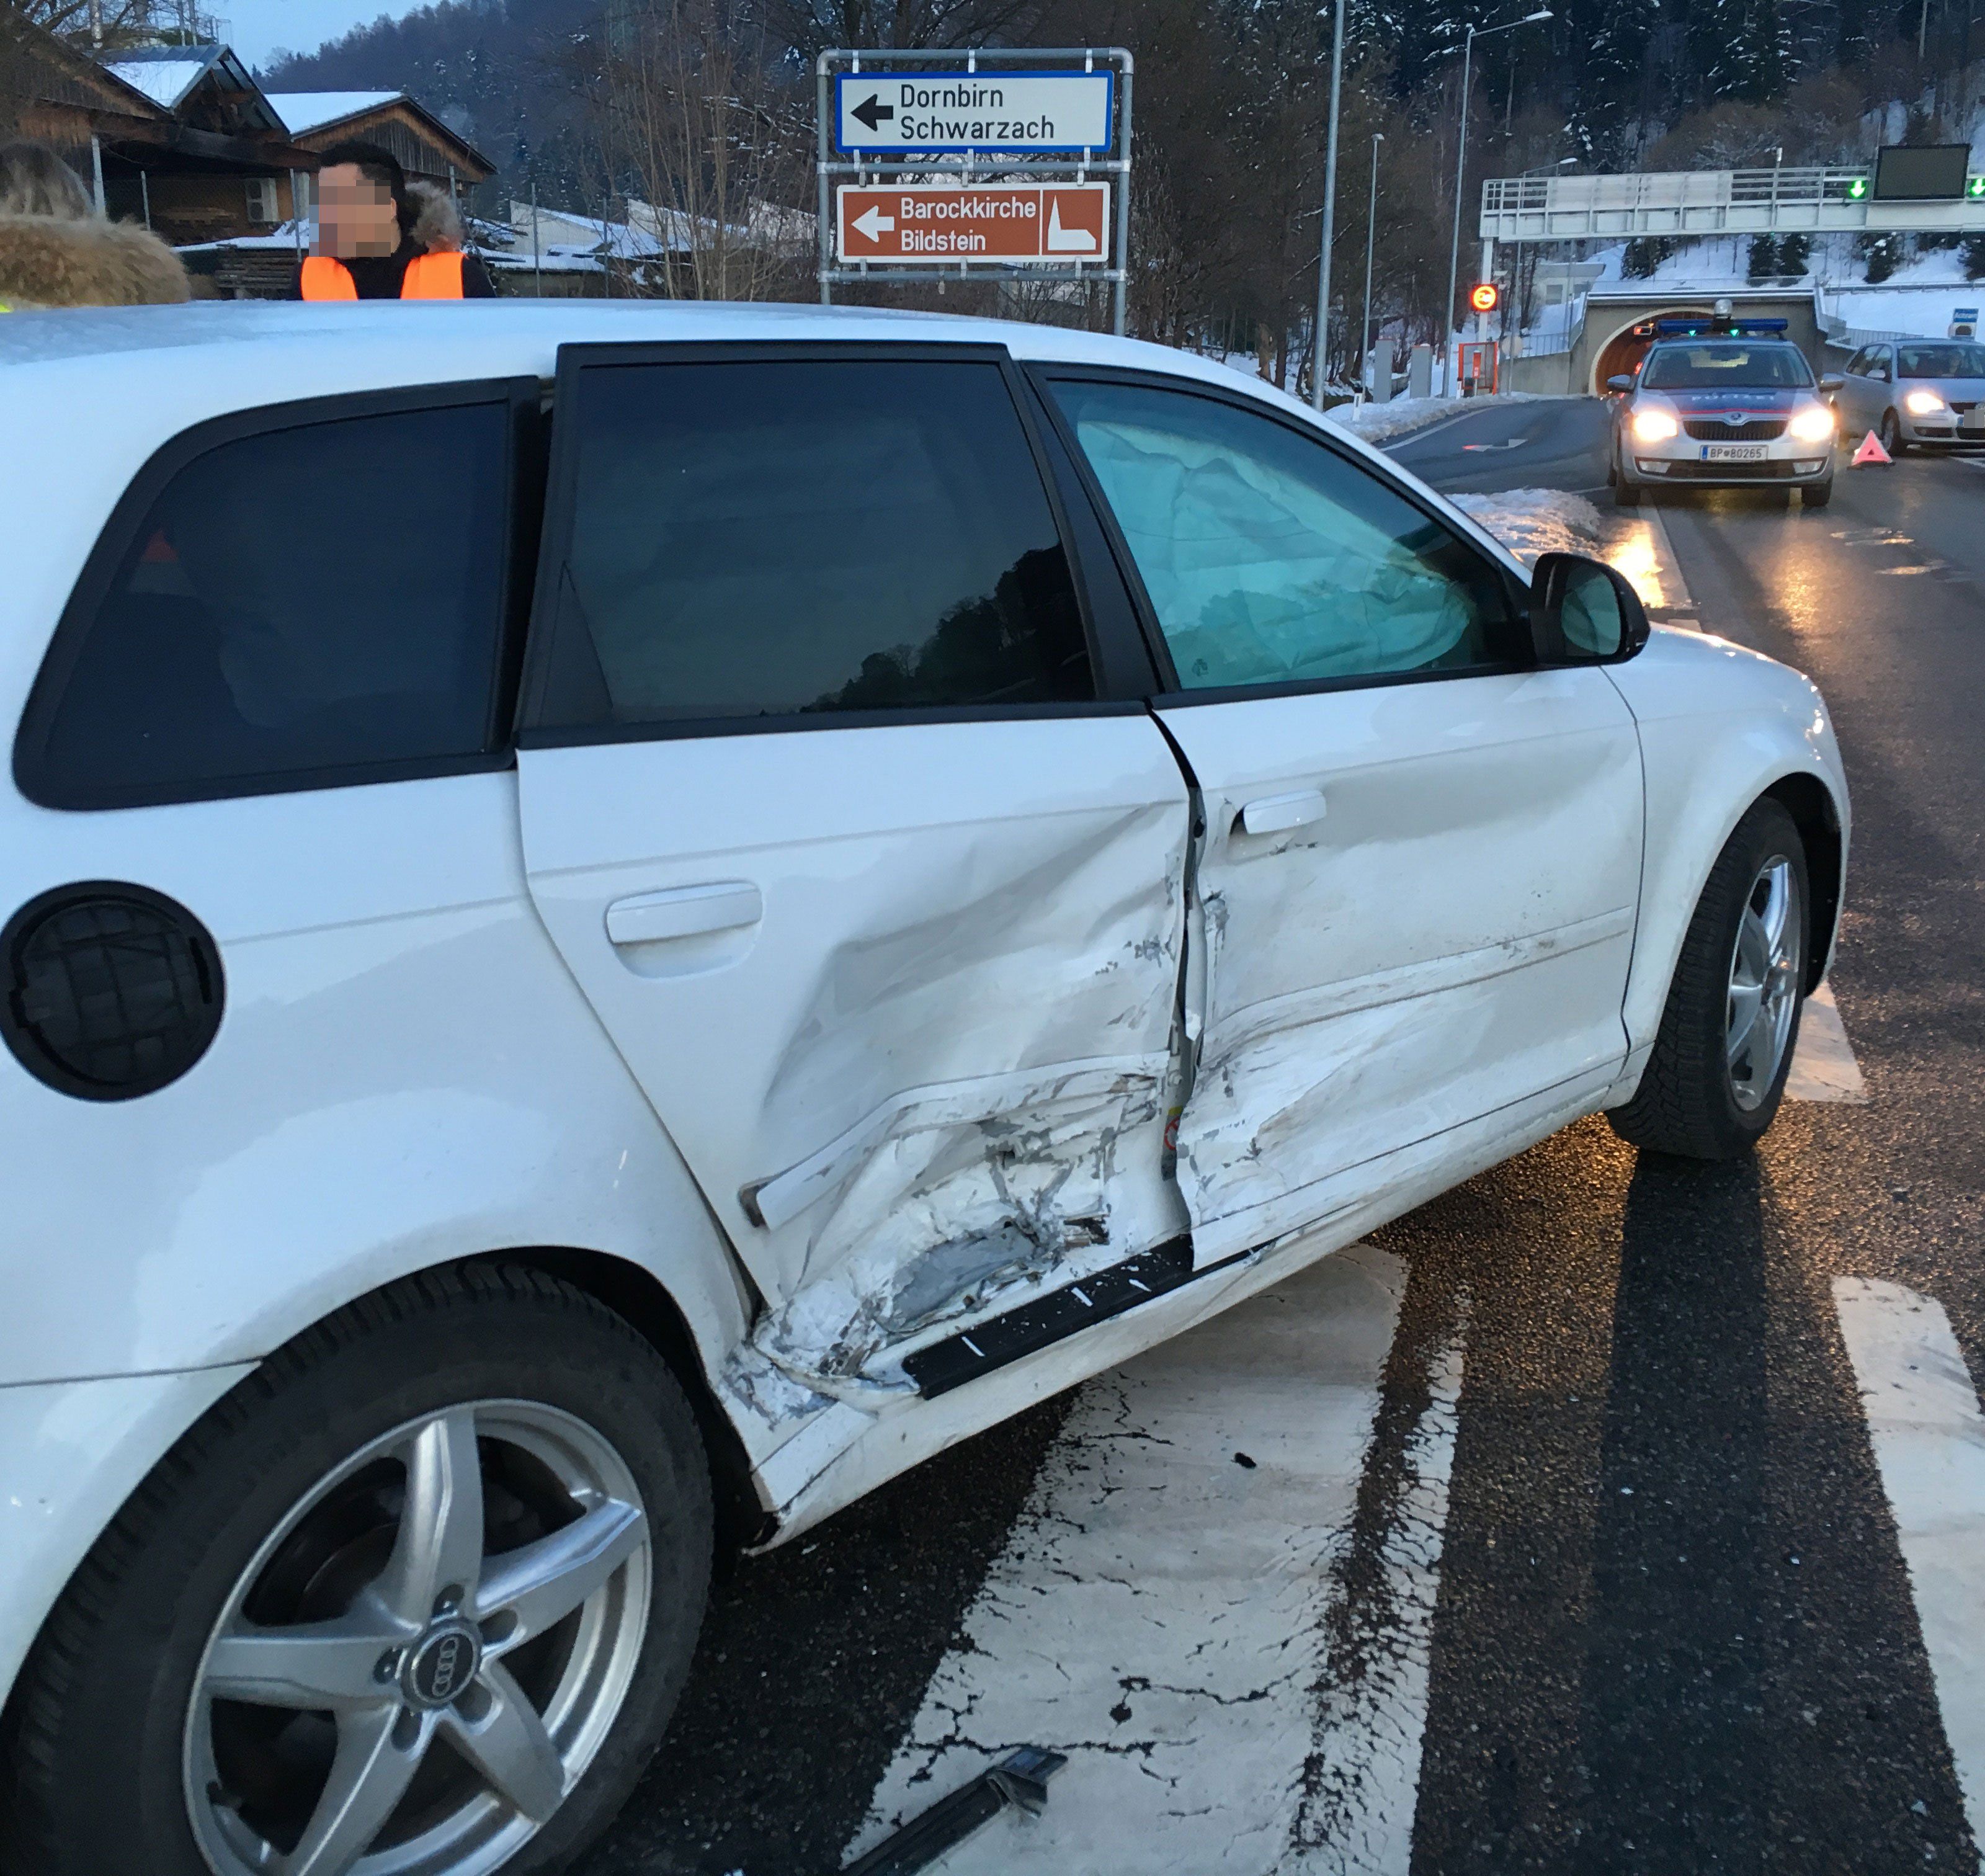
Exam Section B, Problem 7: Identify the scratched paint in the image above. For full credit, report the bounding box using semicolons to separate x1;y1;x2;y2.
741;1070;1179;1398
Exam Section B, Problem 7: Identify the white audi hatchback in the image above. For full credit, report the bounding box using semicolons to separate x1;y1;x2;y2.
0;302;1845;1876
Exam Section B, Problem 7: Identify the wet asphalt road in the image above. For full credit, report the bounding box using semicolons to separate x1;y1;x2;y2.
1385;395;1611;498
575;406;1985;1876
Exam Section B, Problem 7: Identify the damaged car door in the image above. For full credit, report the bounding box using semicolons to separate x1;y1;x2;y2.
512;344;1191;1404
1042;372;1643;1263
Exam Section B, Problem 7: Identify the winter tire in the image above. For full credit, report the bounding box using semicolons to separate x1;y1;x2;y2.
1803;477;1833;509
1879;408;1906;456
1613;475;1642;507
1607;798;1809;1161
1;1264;713;1876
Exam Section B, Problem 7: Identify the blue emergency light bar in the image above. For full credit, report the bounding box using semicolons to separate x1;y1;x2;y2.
1653;318;1790;336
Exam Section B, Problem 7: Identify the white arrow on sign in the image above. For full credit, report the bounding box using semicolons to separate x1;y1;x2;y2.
852;204;895;242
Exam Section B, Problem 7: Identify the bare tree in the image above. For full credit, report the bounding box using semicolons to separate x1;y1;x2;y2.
594;0;811;299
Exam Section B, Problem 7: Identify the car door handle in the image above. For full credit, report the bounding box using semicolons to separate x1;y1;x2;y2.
1238;788;1327;836
605;882;762;945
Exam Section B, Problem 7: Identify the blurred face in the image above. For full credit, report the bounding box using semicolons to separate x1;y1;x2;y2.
315;163;399;259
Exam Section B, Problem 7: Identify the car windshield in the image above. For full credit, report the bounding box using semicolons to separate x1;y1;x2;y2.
1897;344;1985;379
1640;344;1814;389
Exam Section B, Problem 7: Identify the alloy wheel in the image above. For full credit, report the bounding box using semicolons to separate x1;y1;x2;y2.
1726;854;1803;1113
182;1400;651;1876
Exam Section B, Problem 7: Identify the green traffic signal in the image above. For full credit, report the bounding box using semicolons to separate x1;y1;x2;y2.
1971;176;1985;199
1847;176;1868;199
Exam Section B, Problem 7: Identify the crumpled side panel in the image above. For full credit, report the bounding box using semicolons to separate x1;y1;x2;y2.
1177;918;1637;1264
743;1068;1177;1400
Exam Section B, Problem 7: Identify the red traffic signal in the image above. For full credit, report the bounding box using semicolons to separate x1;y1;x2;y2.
1468;282;1500;313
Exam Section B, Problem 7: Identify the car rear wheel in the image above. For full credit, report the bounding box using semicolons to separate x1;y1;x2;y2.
1607;798;1808;1161
1;1264;712;1876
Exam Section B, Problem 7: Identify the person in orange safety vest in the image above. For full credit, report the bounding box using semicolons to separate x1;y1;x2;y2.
288;140;494;302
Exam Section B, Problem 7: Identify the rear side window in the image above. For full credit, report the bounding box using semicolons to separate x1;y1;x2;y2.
523;357;1093;732
20;394;518;810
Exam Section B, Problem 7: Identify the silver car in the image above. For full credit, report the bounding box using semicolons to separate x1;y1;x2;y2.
1834;340;1985;453
1608;337;1838;507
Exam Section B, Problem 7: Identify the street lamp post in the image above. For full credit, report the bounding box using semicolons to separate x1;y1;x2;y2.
1360;133;1383;403
1310;0;1349;409
1442;9;1553;395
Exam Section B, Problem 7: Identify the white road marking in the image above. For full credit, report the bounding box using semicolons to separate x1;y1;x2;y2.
845;1243;1410;1874
1833;1279;1985;1856
1785;981;1868;1104
1287;1303;1466;1875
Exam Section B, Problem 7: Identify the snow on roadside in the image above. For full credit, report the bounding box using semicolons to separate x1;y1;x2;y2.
1327;392;1538;446
1448;487;1607;565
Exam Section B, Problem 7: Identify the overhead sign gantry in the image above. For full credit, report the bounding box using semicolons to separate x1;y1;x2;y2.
1479;148;1985;243
816;47;1133;335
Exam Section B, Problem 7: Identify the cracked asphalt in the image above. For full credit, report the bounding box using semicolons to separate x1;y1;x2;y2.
574;404;1985;1876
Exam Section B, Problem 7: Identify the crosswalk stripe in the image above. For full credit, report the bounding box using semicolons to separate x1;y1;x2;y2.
1786;981;1868;1103
844;1243;1408;1875
1286;1300;1466;1874
1833;1277;1985;1862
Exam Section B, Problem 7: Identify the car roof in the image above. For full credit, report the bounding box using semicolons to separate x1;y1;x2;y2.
0;296;1257;400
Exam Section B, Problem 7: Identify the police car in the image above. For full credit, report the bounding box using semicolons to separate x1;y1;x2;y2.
1608;321;1840;507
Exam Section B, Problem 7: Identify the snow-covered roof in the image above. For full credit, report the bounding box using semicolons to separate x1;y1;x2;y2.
267;91;404;135
101;55;211;109
174;221;313;254
98;45;287;132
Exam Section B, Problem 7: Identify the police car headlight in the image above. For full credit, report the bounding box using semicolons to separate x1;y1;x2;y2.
1631;407;1680;443
1905;388;1948;416
1788;404;1837;444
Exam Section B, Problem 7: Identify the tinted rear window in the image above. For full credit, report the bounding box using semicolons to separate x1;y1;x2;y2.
525;358;1093;730
22;398;515;809
1641;345;1814;389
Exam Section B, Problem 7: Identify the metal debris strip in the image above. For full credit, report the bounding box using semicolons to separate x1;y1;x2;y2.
841;1746;1069;1875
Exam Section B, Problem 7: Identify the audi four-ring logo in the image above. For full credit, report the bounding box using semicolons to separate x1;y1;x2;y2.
432;1635;466;1696
409;1627;479;1706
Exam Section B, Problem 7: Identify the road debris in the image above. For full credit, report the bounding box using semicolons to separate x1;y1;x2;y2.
841;1746;1068;1876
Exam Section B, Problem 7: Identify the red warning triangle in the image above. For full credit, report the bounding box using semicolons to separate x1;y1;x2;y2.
1851;429;1893;466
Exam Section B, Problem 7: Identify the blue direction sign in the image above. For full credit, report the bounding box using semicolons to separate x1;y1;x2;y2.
835;70;1113;154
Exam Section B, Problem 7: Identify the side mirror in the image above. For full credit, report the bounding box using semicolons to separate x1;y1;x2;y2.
1528;552;1651;664
1605;374;1635;394
1819;373;1844;393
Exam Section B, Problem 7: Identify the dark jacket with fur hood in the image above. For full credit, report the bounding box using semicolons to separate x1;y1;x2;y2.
0;213;191;310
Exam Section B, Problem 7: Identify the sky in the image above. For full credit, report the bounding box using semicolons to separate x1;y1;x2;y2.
225;0;419;68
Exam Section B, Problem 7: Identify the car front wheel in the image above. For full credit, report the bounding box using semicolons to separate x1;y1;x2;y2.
1879;408;1907;456
1607;798;1809;1159
1;1265;712;1876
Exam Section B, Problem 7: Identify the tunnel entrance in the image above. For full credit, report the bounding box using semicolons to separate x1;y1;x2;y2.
1592;308;1716;393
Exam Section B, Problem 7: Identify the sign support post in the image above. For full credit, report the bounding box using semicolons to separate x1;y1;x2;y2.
817;47;1134;336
